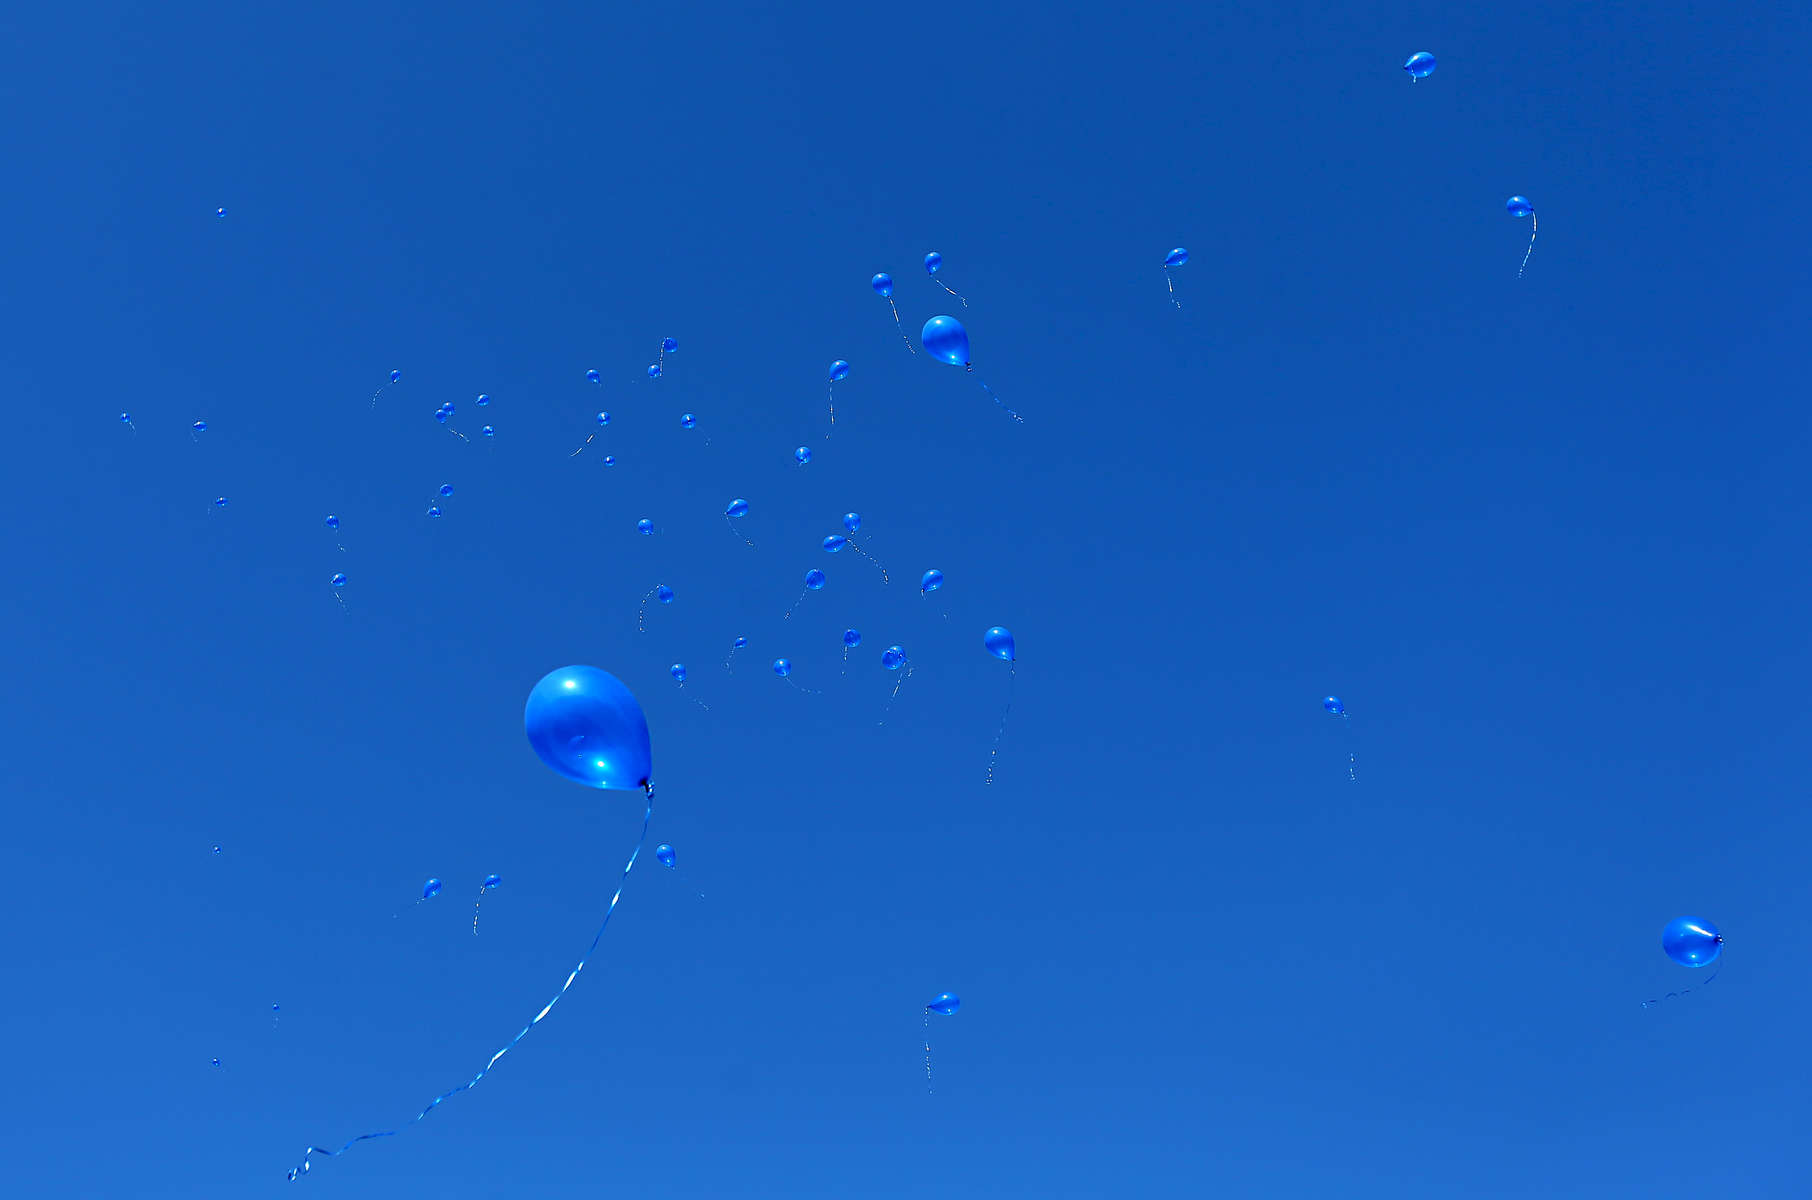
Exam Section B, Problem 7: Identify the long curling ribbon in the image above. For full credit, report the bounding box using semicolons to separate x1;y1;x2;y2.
1642;960;1719;1010
984;662;1015;786
288;783;655;1180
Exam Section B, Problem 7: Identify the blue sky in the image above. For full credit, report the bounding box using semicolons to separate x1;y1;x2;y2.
4;2;1810;1196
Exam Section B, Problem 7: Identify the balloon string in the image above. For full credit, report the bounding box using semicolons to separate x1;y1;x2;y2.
571;432;599;457
723;516;756;549
923;1009;934;1094
879;662;913;725
846;539;890;584
723;643;743;673
638;587;660;633
1642;960;1720;1010
444;426;470;443
781;674;822;697
1343;712;1356;783
1519;213;1537;278
472;886;487;936
1166;268;1181;309
888;298;917;355
985;663;1015;786
676;682;710;712
827;384;835;439
969;372;1023;423
288;783;655;1180
933;277;968;307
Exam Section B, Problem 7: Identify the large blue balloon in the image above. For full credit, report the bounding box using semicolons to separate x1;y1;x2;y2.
524;666;653;791
921;316;970;367
984;626;1015;661
927;992;960;1015
1661;917;1723;967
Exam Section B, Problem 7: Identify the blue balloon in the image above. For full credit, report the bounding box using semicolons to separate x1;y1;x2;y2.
842;512;861;532
927;992;960;1015
523;665;653;791
324;515;339;529
586;369;601;384
680;413;696;428
657;585;674;605
637;518;654;535
216;206;226;217
442;402;455;416
920;316;970;367
772;658;792;677
331;572;347;589
438;483;454;497
1323;695;1345;715
829;359;850;382
924;251;944;274
843;628;862;647
871;272;894;298
390;370;401;383
434;409;449;424
427;506;442;518
662;336;678;353
726;498;750;518
655;843;676;868
422;878;442;900
213;496;229;508
823;534;847;552
192;420;208;433
596;412;611;426
1164;247;1188;268
920;568;944;594
482;425;495;438
118;412;132;425
647;364;661;379
602;454;614;466
733;636;748;648
882;645;906;670
1506;195;1534;219
476;393;491;407
670;663;687;681
1404;51;1436;79
804;569;826;590
1662;917;1723;967
795;446;812;465
984;626;1015;661
481;873;501;890
212;1057;222;1067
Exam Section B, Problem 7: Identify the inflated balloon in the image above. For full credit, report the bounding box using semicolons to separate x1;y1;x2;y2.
784;568;827;620
330;571;347;589
586;369;601;384
637;518;654;535
843;512;861;532
923;250;968;306
476;393;491;407
1403;51;1436;79
638;584;675;632
662;336;678;353
872;272;917;355
983;627;1017;784
879;644;912;722
1322;695;1344;715
827;358;852;436
680;413;697;429
670;662;707;709
795;445;812;466
837;512;890;582
325;513;346;552
647;364;661;379
482;425;495;439
920;569;944;595
842;628;862;672
922;991;961;1092
370;370;400;408
472;873;503;935
823;534;847;552
421;878;442;901
882;645;907;670
1505;195;1537;276
118;411;134;433
572;410;611;458
1645;917;1725;1008
921;316;1022;421
655;844;675;868
192;419;208;436
524;666;652;792
1323;696;1356;781
772;657;792;677
216;206;226;218
291;667;658;1179
1163;247;1188;307
212;496;229;509
439;484;454;497
723;497;756;548
724;634;749;673
984;627;1015;661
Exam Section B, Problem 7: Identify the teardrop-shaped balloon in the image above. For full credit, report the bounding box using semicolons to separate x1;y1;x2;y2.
871;273;894;298
1323;695;1345;715
655;843;676;868
390;370;402;383
637;519;654;535
804;569;826;590
523;665;653;791
422;878;442;900
1506;195;1534;219
920;568;944;594
481;873;501;890
1403;51;1436;79
331;572;347;589
669;663;687;681
920;316;970;367
829;359;850;382
586;369;601;384
984;626;1015;661
927;992;960;1015
1164;247;1188;268
842;512;861;532
823;534;847;552
924;251;944;274
772;658;792;677
726;498;749;518
1661;917;1723;967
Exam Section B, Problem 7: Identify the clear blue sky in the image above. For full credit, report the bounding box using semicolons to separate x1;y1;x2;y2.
4;2;1809;1196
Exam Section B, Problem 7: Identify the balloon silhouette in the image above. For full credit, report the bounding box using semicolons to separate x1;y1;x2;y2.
1506;195;1537;276
472;874;502;936
772;656;820;695
823;534;847;553
920;569;944;595
476;393;491;407
983;627;1016;785
1645;917;1724;1008
873;273;917;354
923;992;961;1092
826;358;851;437
586;369;601;384
119;411;135;434
1403;51;1436;80
921;316;1022;422
330;572;348;612
1163;247;1188;307
283;666;657;1179
657;336;677;378
680;412;697;429
924;251;968;306
637;518;654;536
420;878;442;902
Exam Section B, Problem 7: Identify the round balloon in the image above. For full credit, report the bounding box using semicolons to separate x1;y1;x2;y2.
1506;195;1534;219
655;843;675;868
829;359;850;382
1661;916;1723;967
523;666;652;791
1403;51;1436;79
921;316;970;367
871;272;894;297
984;626;1015;661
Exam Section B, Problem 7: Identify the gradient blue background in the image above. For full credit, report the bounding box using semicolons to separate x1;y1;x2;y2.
4;2;1809;1196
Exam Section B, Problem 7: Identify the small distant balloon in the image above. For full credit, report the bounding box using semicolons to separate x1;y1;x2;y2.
919;569;944;595
923;250;968;306
823;534;847;552
724;635;748;672
476;393;491;407
216;207;226;218
1163;247;1188;307
662;337;678;353
1323;696;1355;781
670;664;687;682
331;572;347;589
927;992;960;1015
844;628;862;647
647;364;661;379
438;483;454;498
390;370;401;383
421;878;442;901
1323;695;1344;715
805;569;826;590
1403;51;1436;79
921;316;969;367
1506;195;1538;276
324;515;339;530
586;369;601;384
192;420;208;435
983;628;1017;783
872;272;916;355
724;498;755;548
772;657;792;677
637;518;654;535
882;645;906;670
843;512;861;532
826;359;851;436
119;411;135;432
680;413;696;428
212;496;228;509
658;585;674;604
656;844;675;868
829;359;850;382
795;446;812;466
482;425;495;438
